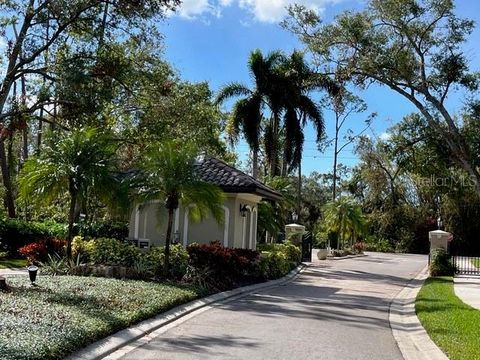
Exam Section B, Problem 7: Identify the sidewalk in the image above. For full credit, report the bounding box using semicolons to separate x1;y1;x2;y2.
0;268;27;276
454;276;480;310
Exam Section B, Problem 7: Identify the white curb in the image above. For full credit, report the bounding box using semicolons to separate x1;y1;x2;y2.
389;265;449;360
66;264;307;360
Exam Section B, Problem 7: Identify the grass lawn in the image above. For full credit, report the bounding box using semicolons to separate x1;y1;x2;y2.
0;276;202;360
0;258;28;269
416;277;480;359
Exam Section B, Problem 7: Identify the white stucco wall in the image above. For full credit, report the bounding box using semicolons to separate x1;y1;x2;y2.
128;194;261;249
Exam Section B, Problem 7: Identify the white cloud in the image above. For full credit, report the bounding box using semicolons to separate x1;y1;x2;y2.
176;0;220;19
175;0;343;23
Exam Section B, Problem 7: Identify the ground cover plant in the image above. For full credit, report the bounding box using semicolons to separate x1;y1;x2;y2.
416;277;480;359
0;276;201;360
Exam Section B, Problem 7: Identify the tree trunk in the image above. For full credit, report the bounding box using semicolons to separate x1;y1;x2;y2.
269;114;280;177
21;75;28;165
297;161;302;221
66;189;77;259
0;140;16;218
252;149;258;179
333;112;340;201
163;206;175;278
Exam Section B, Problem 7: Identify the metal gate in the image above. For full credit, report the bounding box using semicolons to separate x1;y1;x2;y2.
301;232;313;262
452;254;480;275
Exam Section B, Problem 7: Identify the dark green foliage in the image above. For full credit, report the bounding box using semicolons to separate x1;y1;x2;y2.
79;221;128;240
81;237;142;267
257;242;300;279
146;244;189;279
0;218;66;253
0;276;199;360
429;249;455;277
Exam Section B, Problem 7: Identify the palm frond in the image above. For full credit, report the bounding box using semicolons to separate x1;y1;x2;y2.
215;82;251;104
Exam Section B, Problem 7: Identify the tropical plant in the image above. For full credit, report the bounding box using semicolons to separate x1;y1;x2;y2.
216;49;284;178
323;197;366;249
135;141;225;277
18;128;121;258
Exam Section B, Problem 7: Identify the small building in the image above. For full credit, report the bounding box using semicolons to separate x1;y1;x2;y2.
128;156;281;250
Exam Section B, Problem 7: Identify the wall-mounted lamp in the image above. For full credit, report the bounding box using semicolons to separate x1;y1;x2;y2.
240;204;248;217
173;230;181;244
292;211;298;223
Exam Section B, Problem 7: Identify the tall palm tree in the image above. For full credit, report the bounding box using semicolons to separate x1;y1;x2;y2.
323;197;366;249
277;51;339;218
18;127;120;258
136;141;225;277
216;49;284;178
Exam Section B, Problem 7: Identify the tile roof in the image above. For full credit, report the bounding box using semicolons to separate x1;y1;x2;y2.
195;156;282;201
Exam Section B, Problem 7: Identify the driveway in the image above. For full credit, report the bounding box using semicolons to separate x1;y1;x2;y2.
108;252;427;360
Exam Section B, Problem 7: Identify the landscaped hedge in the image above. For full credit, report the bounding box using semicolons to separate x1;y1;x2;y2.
186;241;301;291
79;221;128;240
186;241;262;291
0;218;66;253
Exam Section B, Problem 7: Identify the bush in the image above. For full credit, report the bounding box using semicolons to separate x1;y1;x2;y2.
79;221;128;240
257;241;300;279
429;248;455;276
147;244;189;279
364;236;395;253
259;251;290;279
186;241;261;291
18;239;66;264
0;218;66;253
83;238;141;267
353;241;366;254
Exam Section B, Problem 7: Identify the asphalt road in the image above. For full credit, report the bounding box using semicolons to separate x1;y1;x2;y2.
111;252;427;360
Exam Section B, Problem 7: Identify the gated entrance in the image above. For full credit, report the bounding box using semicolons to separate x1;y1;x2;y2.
451;254;480;275
301;232;313;262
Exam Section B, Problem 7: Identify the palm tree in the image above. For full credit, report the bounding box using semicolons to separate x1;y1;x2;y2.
136;141;225;277
18;127;120;258
277;51;339;218
216;49;284;178
323;197;366;249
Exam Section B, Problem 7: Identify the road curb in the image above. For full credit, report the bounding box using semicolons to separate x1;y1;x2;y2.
66;263;308;360
389;265;449;360
327;253;367;261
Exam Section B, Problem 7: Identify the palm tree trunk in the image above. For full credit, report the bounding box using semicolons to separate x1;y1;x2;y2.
67;190;77;259
333;112;340;201
252;149;258;179
297;161;302;220
163;206;175;278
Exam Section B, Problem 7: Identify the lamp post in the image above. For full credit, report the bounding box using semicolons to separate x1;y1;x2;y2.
27;265;38;285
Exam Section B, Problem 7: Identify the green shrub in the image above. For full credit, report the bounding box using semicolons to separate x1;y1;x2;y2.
364;236;395;253
259;251;290;279
83;238;141;267
79;221;128;240
0;218;66;253
429;248;455;276
147;244;189;279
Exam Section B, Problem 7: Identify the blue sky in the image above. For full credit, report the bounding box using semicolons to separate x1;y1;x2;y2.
158;0;480;175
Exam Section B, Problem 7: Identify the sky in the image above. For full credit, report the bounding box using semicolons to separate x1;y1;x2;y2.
159;0;480;175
